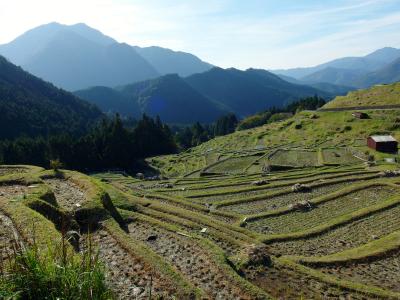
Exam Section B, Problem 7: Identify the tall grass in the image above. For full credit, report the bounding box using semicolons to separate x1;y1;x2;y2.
0;231;113;300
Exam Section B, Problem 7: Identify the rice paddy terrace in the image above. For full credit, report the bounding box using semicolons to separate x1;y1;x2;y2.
1;108;400;298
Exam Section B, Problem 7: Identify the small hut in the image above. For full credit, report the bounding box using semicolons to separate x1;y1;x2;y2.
352;112;369;119
367;135;398;153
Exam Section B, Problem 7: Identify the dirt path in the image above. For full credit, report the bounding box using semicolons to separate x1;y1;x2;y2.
44;179;87;211
127;220;254;299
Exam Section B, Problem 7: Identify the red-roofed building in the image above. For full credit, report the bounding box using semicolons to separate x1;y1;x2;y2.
367;135;398;153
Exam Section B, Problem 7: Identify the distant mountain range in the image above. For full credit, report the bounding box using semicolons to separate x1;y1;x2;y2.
273;47;400;88
0;23;213;91
76;67;330;123
1;22;399;126
0;55;102;140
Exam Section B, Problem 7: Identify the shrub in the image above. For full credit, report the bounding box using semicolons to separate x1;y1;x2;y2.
50;159;63;172
0;234;113;300
344;125;352;131
295;123;302;129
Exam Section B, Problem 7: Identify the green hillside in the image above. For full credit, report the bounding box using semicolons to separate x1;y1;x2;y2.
0;56;102;140
185;67;330;117
323;82;400;109
149;108;400;177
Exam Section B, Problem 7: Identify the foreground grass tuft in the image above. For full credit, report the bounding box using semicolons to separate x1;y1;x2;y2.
0;235;113;300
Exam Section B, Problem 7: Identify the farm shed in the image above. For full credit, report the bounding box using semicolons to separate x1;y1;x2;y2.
367;135;398;153
352;112;369;119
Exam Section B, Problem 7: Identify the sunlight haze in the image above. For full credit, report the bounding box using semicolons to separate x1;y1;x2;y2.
1;0;400;69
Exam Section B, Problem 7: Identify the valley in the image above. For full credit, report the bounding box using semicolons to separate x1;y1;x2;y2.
1;9;400;299
1;91;400;298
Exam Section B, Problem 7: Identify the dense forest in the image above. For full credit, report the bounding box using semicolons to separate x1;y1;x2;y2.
0;56;102;140
0;114;176;171
237;96;326;130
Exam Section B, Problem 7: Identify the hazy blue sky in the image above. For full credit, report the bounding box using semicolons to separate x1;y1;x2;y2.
1;0;399;69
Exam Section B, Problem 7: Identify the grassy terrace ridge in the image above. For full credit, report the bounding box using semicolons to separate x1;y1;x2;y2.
214;172;381;208
186;168;377;199
167;166;369;194
322;82;400;109
149;107;400;178
0;184;65;250
290;230;400;265
260;185;400;243
109;179;242;222
243;180;395;222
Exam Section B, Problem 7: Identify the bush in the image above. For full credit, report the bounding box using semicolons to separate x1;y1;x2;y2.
344;125;352;131
0;234;113;300
295;123;302;129
50;159;63;171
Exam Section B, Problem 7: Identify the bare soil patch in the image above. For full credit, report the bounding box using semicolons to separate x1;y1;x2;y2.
44;179;88;211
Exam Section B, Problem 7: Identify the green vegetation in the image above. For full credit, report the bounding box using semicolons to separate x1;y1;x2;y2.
0;56;102;140
0;114;176;171
150;107;400;177
1;83;400;298
0;235;112;300
323;81;400;109
237;95;325;131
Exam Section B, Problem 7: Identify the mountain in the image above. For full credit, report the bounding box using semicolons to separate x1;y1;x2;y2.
0;56;103;140
4;26;159;91
74;86;140;118
133;46;213;77
0;22;116;66
78;74;226;124
273;47;400;80
0;23;214;91
354;57;400;88
185;67;329;116
301;67;366;87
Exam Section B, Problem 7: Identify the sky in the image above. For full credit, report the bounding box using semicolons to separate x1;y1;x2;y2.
0;0;400;69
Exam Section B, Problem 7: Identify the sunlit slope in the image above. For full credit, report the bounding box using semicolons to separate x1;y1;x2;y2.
150;109;400;177
322;82;400;109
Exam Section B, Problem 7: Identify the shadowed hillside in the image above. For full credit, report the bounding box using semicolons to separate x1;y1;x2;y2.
0;56;102;139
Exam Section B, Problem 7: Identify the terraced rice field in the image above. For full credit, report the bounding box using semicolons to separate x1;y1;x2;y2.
246;184;399;233
220;180;365;215
205;155;259;174
322;148;362;165
317;249;400;292
243;259;367;299
2;150;400;299
269;203;400;257
269;149;319;167
44;178;88;211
